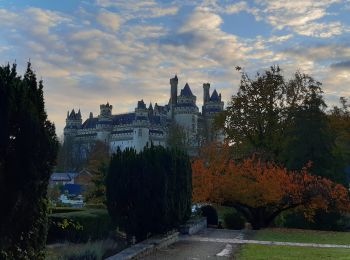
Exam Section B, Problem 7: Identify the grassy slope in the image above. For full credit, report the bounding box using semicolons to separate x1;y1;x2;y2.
238;228;350;260
253;228;350;245
238;245;350;260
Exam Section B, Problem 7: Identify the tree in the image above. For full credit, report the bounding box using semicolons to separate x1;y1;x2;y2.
55;137;88;171
219;67;346;184
85;141;110;204
192;143;350;229
220;66;285;160
0;63;58;259
281;77;344;183
106;146;192;242
166;122;189;150
328;97;350;178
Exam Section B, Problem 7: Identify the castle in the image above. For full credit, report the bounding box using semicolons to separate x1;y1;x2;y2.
64;75;224;156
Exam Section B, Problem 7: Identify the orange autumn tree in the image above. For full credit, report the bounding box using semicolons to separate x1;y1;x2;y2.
192;143;350;229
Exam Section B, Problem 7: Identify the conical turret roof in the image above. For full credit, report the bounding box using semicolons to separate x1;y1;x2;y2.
210;89;220;101
180;83;194;97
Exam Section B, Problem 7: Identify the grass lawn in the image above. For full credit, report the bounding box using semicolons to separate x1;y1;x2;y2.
237;228;350;259
238;244;350;260
253;228;350;245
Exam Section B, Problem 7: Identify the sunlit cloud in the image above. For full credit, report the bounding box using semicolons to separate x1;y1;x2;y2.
0;0;349;135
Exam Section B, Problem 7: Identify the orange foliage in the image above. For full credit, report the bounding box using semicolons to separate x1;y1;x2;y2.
192;143;350;227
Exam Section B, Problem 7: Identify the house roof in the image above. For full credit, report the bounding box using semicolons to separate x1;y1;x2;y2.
51;173;73;181
112;113;136;125
82;117;98;129
78;169;93;177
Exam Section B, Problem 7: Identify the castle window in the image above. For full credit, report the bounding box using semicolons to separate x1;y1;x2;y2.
138;128;142;137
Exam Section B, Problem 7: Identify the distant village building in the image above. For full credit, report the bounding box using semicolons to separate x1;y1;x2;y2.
50;172;76;186
64;75;224;156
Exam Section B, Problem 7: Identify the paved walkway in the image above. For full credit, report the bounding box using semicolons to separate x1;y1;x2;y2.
144;228;246;259
145;228;350;259
184;236;350;249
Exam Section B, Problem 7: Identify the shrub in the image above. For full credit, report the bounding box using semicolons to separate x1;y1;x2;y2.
280;210;349;231
200;205;218;226
51;207;85;214
47;209;115;243
223;211;245;229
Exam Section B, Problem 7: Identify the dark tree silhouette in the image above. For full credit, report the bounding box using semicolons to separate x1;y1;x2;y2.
0;63;58;259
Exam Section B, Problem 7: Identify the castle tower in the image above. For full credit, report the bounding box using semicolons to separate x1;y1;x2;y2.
170;75;178;105
202;88;224;143
133;99;150;152
64;109;82;141
203;83;210;104
99;102;112;118
174;83;199;147
170;75;178;118
97;102;113;142
148;102;154;117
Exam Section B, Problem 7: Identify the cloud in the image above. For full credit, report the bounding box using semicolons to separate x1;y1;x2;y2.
179;9;223;32
256;0;347;38
284;44;350;63
331;60;350;69
1;1;350;136
225;2;250;14
95;0;179;19
96;10;121;31
25;7;70;36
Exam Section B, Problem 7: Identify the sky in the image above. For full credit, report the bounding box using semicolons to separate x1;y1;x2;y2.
0;0;350;136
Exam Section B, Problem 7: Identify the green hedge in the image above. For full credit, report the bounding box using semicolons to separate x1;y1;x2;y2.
47;209;115;243
50;207;85;214
85;204;107;209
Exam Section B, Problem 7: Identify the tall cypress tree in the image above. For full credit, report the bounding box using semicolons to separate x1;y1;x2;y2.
106;146;192;242
0;63;58;259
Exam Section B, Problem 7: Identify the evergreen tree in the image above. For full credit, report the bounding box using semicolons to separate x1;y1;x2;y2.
0;63;58;259
106;146;192;242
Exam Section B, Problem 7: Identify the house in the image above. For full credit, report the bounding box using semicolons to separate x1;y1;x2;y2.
74;169;93;186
